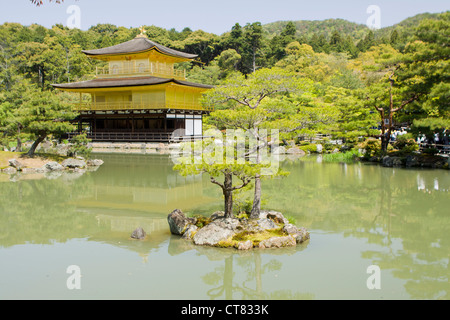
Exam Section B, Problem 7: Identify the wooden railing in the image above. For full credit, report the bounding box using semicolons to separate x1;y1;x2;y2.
74;101;214;112
69;132;172;142
68;132;207;143
418;143;450;154
96;65;186;80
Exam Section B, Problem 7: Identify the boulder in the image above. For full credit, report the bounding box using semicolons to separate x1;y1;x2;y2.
193;223;235;246
392;157;403;167
167;209;196;236
382;156;392;167
131;227;146;240
282;223;299;235
293;227;310;244
272;146;286;155
257;218;277;230
39;141;53;153
316;144;323;153
8;159;23;171
21;168;38;174
55;144;70;156
44;161;64;172
2;167;17;174
286;147;305;155
405;155;419;167
193;218;240;246
237;240;253;251
181;225;198;240
210;211;225;221
86;159;104;167
265;211;289;225
61;158;87;169
258;236;296;249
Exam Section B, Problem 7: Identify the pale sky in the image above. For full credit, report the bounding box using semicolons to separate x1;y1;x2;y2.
0;0;448;34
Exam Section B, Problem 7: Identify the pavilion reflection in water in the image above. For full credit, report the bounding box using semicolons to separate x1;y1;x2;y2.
78;154;218;215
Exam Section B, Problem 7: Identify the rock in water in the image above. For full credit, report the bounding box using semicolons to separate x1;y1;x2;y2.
167;209;196;235
61;158;87;169
282;223;299;235
193;218;239;246
87;159;104;167
44;161;64;172
258;236;296;249
181;225;198;240
237;240;253;250
131;227;146;240
8;159;23;171
294;227;310;244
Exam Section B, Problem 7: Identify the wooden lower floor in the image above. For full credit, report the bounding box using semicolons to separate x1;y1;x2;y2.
71;109;207;142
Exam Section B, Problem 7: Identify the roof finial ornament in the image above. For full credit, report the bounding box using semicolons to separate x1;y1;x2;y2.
137;26;147;38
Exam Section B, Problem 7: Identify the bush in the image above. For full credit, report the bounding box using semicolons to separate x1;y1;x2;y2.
299;144;317;153
361;138;381;158
68;134;92;159
422;147;439;155
393;134;419;154
323;150;362;162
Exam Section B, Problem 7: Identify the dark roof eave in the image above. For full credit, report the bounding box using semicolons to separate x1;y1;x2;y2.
81;37;198;60
51;77;213;90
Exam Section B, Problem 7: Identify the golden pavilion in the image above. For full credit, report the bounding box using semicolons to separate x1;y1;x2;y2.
52;29;213;142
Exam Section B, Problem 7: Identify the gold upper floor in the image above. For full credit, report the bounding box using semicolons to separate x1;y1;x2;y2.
96;58;186;80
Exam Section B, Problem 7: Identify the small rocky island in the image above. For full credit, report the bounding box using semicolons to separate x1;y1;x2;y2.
167;209;310;250
1;156;104;177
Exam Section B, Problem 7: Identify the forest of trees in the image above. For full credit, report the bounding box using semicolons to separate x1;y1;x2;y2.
0;9;448;153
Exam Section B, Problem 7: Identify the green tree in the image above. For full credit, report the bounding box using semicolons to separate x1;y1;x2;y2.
204;68;314;218
12;85;76;156
217;49;241;74
398;13;450;133
183;30;219;64
174;138;257;218
242;22;265;73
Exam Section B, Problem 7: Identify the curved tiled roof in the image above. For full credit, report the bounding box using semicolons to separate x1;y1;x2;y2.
82;37;198;60
52;76;213;90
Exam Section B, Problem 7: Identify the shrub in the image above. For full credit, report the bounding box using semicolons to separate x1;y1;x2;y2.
393;134;419;154
68;134;92;159
361;138;381;158
422;147;438;155
323;150;362;162
299;144;317;153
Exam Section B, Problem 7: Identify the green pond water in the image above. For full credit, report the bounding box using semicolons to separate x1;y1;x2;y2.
0;153;449;300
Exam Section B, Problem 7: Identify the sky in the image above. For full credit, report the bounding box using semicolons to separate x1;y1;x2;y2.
0;0;448;34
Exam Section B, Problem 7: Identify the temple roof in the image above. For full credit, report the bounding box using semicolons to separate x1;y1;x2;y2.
82;37;198;60
51;76;213;90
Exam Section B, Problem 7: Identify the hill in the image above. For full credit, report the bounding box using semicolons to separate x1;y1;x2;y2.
263;12;446;42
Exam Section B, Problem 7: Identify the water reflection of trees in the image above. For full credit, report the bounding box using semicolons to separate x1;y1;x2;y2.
2;154;448;299
264;158;450;300
0;172;99;247
168;237;314;300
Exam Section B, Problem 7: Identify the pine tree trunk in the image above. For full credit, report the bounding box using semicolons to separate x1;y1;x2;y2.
250;140;262;219
250;174;261;219
16;136;22;153
27;135;46;157
252;48;256;73
16;126;22;153
223;172;234;218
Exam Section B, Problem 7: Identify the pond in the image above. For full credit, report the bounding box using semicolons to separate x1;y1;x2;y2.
0;153;449;300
